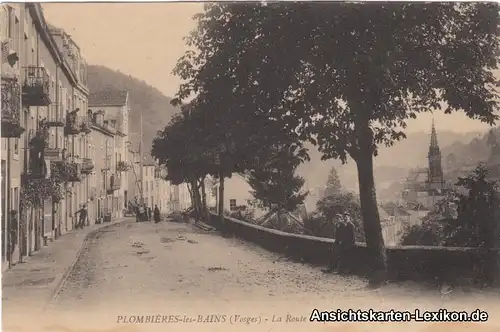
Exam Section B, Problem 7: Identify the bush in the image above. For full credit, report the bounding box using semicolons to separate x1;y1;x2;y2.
303;212;335;238
228;208;256;223
307;192;365;241
400;222;442;246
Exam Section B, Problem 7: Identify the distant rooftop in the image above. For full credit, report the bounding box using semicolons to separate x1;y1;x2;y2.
89;89;128;107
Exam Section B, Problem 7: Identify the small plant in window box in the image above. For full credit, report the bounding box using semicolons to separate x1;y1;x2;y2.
116;161;130;172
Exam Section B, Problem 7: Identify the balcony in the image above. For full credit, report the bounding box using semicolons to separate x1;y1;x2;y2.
1;79;24;138
81;157;95;174
66;160;82;182
22;66;51;106
80;118;92;134
107;173;121;193
43;128;64;162
46;103;65;127
27;128;50;179
65;111;81;135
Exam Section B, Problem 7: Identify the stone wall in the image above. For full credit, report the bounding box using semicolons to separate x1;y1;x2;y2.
207;213;500;284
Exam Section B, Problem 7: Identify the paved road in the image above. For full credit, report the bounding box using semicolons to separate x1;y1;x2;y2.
39;220;500;331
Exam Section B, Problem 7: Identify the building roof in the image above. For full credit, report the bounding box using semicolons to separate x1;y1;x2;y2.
89;89;128;107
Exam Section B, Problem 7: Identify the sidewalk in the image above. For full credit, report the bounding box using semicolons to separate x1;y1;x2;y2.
1;217;133;316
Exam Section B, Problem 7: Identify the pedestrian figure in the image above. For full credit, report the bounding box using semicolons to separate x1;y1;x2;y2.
75;204;88;229
154;205;161;223
148;207;152;221
135;205;140;222
9;210;18;264
336;212;356;274
323;213;345;273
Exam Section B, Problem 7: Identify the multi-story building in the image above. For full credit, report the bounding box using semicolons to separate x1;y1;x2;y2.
47;22;91;233
88;109;117;222
1;3;91;269
142;158;155;208
127;149;188;213
88;89;130;219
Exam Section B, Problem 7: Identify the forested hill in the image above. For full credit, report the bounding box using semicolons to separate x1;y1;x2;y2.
87;65;180;157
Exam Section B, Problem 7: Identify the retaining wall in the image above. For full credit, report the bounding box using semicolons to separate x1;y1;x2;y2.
207;213;500;284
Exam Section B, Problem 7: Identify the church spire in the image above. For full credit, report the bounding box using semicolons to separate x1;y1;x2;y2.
428;118;443;186
430;118;439;152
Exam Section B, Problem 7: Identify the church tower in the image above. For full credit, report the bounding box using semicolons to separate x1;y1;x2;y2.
427;119;444;188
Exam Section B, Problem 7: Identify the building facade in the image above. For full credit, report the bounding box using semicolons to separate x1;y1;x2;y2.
88;109;117;222
211;173;266;218
88;89;130;220
1;3;91;269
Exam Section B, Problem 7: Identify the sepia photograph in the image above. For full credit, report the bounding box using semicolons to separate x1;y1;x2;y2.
1;1;500;331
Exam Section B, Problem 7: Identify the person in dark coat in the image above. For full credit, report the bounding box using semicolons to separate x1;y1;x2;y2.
323;214;345;273
147;207;152;221
10;210;18;263
135;205;140;222
75;204;88;229
337;212;356;274
153;205;161;223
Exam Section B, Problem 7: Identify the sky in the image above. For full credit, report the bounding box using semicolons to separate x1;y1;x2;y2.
42;2;496;135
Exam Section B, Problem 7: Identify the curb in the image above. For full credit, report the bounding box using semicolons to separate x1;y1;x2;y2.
43;217;133;312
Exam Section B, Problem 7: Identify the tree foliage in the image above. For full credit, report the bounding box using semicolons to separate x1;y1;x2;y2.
172;2;500;282
443;163;498;248
21;159;74;208
308;191;365;242
401;163;499;248
247;143;308;213
324;167;342;197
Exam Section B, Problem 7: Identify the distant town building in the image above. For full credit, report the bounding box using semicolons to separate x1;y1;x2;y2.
402;120;452;210
210;173;267;218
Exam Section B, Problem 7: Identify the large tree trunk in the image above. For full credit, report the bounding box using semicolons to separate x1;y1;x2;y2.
201;177;207;221
218;172;225;225
195;180;203;221
187;182;195;211
188;179;200;221
354;116;387;287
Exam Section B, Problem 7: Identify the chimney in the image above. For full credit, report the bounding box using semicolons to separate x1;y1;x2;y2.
95;110;105;126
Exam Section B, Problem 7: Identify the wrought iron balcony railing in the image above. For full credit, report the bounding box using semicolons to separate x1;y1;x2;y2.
22;66;51;106
80;117;92;134
65;112;82;135
66;160;82;182
81;157;95;174
26;128;50;179
46;103;65;127
1;79;24;138
107;173;121;192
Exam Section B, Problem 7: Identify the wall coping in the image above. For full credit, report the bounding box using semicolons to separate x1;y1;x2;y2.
212;213;500;253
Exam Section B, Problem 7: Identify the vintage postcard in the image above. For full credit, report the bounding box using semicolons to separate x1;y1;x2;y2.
1;1;500;331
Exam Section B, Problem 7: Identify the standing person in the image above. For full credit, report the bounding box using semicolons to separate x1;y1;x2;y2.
323;214;345;273
147;207;152;221
75;204;88;229
135;204;140;222
154;205;161;223
9;210;18;265
18;211;26;263
337;212;356;274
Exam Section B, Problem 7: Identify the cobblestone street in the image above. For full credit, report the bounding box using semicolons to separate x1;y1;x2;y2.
5;220;491;331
